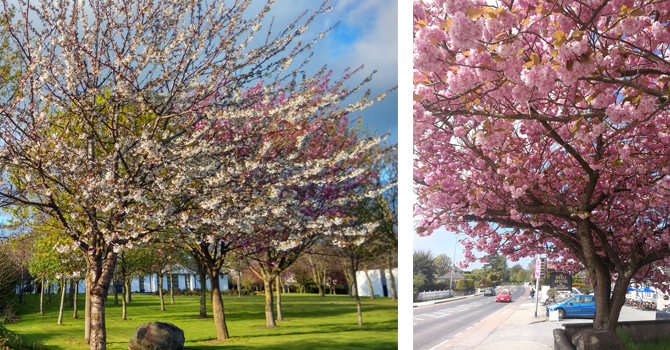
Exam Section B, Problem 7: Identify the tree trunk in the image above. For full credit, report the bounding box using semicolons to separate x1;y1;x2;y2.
39;280;44;315
364;267;375;300
170;273;175;305
113;278;118;305
387;255;397;301
309;259;326;297
120;265;131;304
58;279;66;325
74;279;79;319
276;276;283;322
18;273;23;304
575;219;624;332
158;275;165;311
87;250;118;350
85;274;91;343
342;264;354;298
124;280;130;304
237;273;241;297
350;257;363;326
121;283;127;321
208;270;230;340
89;288;108;350
198;267;207;318
262;276;276;327
69;278;75;307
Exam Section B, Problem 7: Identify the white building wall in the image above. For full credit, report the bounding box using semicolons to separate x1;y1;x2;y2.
356;270;384;297
356;269;397;297
57;272;229;293
130;278;141;293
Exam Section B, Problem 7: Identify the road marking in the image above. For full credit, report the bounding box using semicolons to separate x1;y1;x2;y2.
481;303;512;323
466;327;472;330
474;322;479;325
455;332;462;337
427;339;449;350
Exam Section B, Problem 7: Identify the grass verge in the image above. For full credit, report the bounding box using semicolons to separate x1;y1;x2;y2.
618;330;670;350
5;293;397;349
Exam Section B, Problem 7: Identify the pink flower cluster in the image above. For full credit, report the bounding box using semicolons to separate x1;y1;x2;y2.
448;12;483;50
413;26;448;72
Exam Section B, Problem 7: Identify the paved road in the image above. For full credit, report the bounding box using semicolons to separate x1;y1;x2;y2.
413;286;526;350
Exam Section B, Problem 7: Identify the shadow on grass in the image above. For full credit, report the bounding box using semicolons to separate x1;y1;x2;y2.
8;293;397;350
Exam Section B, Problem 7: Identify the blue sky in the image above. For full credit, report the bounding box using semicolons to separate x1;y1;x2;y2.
260;0;399;143
412;226;535;271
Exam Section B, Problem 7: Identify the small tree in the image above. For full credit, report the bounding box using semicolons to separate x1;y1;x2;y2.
413;272;426;301
413;249;436;282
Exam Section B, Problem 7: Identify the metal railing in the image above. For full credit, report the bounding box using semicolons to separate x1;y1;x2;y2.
417;290;453;301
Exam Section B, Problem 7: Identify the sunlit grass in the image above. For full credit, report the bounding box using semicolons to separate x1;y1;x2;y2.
5;293;397;349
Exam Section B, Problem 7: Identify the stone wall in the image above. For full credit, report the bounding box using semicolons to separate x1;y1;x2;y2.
453;289;475;296
563;320;670;343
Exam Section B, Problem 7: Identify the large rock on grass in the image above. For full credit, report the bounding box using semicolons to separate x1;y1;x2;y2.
572;329;624;350
128;322;185;350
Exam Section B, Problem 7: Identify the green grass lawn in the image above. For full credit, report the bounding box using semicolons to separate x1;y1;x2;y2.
4;293;397;349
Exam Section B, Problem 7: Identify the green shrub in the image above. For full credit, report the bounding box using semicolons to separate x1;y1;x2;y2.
454;279;467;290
466;279;475;289
489;273;500;284
417;282;449;292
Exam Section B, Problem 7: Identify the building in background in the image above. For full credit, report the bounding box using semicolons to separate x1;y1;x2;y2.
356;268;398;297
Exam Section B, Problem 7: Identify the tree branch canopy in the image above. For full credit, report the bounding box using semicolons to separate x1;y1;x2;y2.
414;0;670;332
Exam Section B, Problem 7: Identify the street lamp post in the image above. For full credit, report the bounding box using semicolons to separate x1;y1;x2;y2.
450;234;459;294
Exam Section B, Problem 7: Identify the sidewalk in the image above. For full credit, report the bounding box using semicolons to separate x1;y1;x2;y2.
470;296;554;350
446;286;553;350
463;289;656;350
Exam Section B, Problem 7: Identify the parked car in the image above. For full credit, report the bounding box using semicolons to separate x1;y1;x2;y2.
546;295;595;318
496;289;512;302
656;306;670;320
484;288;495;296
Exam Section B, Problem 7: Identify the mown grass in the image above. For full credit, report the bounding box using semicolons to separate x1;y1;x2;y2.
618;330;670;350
4;293;397;349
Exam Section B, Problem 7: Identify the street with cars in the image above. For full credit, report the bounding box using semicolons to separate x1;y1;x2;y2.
413;285;525;350
413;285;658;350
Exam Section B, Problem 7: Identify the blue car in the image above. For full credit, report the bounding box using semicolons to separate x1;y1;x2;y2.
546;295;596;318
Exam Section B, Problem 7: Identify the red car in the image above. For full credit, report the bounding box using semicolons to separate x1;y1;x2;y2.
496;289;512;302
